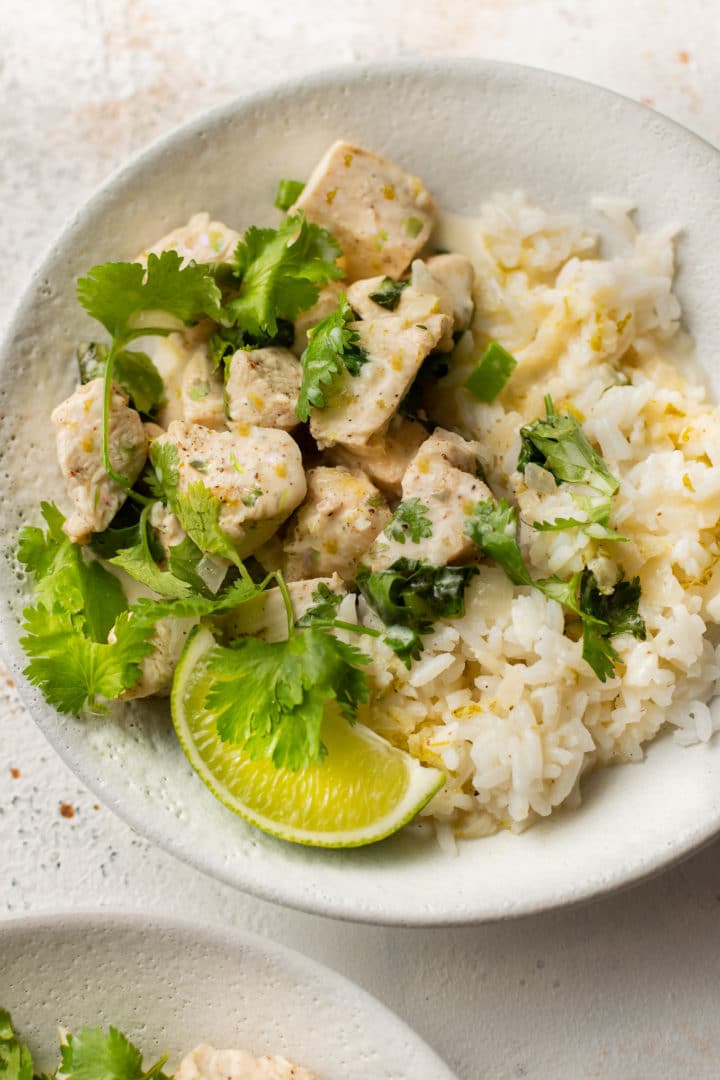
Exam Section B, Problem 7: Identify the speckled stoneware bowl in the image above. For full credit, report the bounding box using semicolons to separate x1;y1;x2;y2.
1;913;455;1079
2;59;720;925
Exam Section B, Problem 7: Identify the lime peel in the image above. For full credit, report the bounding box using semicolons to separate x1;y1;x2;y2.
171;625;445;848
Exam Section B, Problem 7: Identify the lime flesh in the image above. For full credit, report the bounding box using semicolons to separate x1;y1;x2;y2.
171;625;445;848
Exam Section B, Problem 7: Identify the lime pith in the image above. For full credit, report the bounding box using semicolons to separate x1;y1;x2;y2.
171;625;445;848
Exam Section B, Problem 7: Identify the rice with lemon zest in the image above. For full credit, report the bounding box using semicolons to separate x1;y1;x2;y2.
336;192;720;846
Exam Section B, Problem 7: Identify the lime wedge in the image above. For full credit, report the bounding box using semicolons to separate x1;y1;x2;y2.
171;625;445;848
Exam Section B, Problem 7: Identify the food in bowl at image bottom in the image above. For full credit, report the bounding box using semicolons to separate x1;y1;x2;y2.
16;138;720;849
0;1009;316;1080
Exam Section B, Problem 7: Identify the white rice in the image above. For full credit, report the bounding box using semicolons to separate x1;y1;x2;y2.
345;192;720;839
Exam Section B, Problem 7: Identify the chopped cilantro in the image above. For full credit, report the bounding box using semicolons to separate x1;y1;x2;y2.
518;395;619;497
368;276;409;311
240;487;263;507
274;178;305;211
404;217;423;238
295;294;369;420
464;498;645;681
356;558;477;667
384;498;433;545
189;380;210;401
223;212;342;338
109;504;192;600
295;582;345;627
464;341;518;403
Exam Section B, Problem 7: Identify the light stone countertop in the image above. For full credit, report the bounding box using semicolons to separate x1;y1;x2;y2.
3;3;720;1078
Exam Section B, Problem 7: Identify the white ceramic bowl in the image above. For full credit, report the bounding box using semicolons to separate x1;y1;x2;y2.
0;912;455;1079
2;59;720;926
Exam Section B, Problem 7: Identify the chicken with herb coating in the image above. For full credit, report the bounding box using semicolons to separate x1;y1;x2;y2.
51;378;147;544
151;421;307;560
282;467;391;582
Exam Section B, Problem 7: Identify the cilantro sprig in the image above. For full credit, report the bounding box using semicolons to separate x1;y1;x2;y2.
0;1009;171;1080
223;212;342;338
77;251;222;491
295;294;368;420
464;498;645;681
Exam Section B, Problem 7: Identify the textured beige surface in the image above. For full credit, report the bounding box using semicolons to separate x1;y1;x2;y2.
2;3;720;1078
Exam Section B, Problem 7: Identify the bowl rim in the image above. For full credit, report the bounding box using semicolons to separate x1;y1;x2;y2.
2;55;720;927
0;908;457;1078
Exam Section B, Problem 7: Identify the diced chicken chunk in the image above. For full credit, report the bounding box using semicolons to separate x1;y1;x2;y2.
176;1043;316;1080
367;427;491;569
346;277;453;351
139;212;242;266
422;253;475;332
291;281;343;357
326;415;429;496
181;344;225;430
221;575;345;643
51;379;147;544
292;140;435;280
309;312;450;449
282;467;391;582
225;347;302;432
152;421;306;559
110;615;197;700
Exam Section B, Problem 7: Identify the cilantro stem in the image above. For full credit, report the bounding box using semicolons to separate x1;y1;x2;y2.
330;618;382;639
273;570;295;638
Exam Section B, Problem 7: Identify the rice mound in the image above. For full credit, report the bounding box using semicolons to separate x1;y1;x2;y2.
340;192;720;845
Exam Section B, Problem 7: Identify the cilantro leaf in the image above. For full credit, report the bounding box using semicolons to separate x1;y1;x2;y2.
356;558;477;667
368;276;409;311
223;213;342;338
274;178;305;211
77;251;222;340
205;627;370;770
207;319;295;372
149;444;246;573
77;341;164;416
0;1009;34;1080
18;502;127;641
464;341;518;403
295;582;344;627
518;396;619;497
20;606;154;714
60;1027;171;1080
464;499;533;587
295;294;368;421
384;498;433;545
167;534;227;597
113;350;164;414
109;504;193;599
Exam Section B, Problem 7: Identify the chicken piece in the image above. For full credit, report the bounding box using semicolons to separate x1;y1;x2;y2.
325;414;428;497
367;427;491;569
345;277;454;351
225;347;302;432
291;140;435;280
152;421;306;559
181;344;225;430
139;212;242;266
291;281;343;357
51;378;147;544
176;1043;317;1080
221;575;345;643
422;253;475;332
110;614;197;700
282;467;391;582
309;312;450;449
